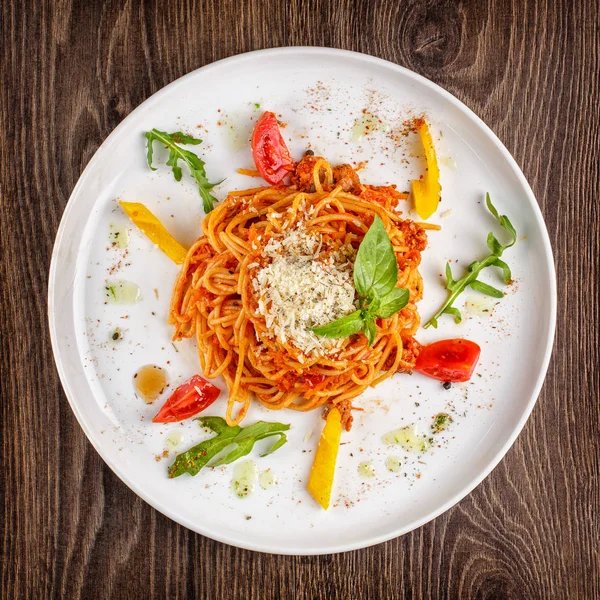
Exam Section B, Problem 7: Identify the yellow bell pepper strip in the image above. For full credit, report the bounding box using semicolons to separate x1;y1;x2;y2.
119;201;188;264
307;408;342;510
411;118;442;220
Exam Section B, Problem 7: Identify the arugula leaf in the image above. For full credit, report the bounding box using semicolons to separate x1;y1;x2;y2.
353;215;398;300
443;306;462;323
311;215;409;346
197;415;231;434
424;194;516;328
490;258;512;284
145;129;222;214
168;419;240;478
168;417;290;478
470;280;504;298
212;421;289;466
310;310;364;339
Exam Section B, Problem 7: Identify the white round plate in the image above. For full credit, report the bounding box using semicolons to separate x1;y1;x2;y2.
49;48;556;554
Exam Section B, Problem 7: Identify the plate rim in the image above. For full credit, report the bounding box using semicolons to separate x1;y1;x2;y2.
48;46;557;555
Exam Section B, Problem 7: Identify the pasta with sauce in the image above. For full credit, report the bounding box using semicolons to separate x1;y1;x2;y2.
169;156;427;430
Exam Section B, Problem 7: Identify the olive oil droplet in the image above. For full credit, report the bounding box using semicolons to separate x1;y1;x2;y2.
232;460;257;498
385;456;402;473
358;461;375;478
165;430;184;451
105;280;141;304
109;224;130;248
133;365;168;404
259;469;276;490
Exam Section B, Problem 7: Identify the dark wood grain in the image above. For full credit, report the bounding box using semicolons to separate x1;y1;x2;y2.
1;0;598;598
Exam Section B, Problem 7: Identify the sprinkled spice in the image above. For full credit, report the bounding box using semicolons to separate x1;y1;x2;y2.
443;381;452;390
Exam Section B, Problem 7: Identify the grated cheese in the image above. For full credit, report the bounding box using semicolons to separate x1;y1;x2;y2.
253;225;357;357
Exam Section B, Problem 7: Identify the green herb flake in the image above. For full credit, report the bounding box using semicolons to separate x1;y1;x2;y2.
145;129;223;213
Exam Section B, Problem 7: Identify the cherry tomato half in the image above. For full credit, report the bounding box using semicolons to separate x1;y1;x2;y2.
152;374;221;423
251;111;294;184
414;339;481;382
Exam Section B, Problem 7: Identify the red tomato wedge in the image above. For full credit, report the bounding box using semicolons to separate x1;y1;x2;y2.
414;339;481;382
152;375;220;423
251;111;294;184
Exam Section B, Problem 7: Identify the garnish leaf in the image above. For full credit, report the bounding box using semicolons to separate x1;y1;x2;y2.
353;215;398;299
168;417;289;478
443;306;463;324
486;232;503;256
212;421;289;466
312;216;409;347
200;415;233;435
424;195;516;328
258;432;288;457
470;280;504;298
486;193;516;246
168;418;240;478
145;129;222;214
311;310;364;339
362;318;377;346
491;258;512;284
373;287;409;319
445;262;457;291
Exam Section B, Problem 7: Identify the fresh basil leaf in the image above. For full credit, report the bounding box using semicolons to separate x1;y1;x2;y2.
491;258;512;284
470;279;504;298
310;310;363;338
363;317;377;346
373;287;409;319
365;291;381;313
353;215;398;300
169;419;290;477
145;129;222;213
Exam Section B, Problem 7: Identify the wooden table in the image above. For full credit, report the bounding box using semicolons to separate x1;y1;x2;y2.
2;1;598;598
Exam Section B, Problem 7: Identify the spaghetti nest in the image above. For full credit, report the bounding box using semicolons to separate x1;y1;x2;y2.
169;157;427;430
